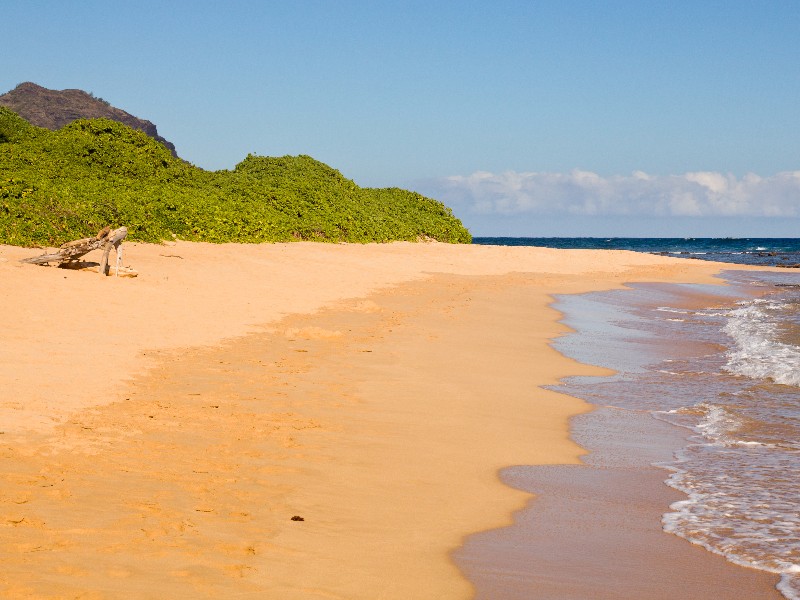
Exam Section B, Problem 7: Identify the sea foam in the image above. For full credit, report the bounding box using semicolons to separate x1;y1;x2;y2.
722;300;800;387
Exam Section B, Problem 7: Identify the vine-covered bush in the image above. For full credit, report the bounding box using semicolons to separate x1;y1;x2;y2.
0;107;471;246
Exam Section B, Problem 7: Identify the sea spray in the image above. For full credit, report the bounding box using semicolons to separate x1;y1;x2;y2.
722;299;800;386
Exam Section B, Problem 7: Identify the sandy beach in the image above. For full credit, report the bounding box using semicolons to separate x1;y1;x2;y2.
0;241;780;598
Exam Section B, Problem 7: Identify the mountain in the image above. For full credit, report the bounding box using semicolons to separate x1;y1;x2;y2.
0;82;177;156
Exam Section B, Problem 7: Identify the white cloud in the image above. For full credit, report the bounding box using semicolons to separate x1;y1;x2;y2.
430;169;800;218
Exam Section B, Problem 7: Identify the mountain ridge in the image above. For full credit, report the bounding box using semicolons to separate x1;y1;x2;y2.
0;82;177;156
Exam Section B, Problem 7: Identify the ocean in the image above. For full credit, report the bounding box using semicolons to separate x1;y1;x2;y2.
471;238;799;598
473;237;800;268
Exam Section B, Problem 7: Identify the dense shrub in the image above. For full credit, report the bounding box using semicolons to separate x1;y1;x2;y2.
0;107;471;246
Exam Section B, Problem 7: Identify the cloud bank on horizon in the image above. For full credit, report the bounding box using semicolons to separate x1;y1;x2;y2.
432;169;800;219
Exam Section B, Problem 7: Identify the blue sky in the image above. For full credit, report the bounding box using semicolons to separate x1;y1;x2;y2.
3;1;799;236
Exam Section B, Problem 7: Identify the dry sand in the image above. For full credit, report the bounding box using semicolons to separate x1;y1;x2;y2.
0;241;776;598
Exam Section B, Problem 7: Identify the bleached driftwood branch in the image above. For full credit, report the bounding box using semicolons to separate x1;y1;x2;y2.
20;226;129;277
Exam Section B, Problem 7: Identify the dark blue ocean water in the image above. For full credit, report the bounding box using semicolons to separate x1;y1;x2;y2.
473;238;800;268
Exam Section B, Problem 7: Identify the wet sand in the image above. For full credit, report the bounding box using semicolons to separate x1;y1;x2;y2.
0;241;780;598
457;411;783;599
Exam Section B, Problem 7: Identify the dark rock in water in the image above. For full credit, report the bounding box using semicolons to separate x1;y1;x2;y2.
0;82;178;157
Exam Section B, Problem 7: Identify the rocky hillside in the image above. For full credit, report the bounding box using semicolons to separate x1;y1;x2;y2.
0;82;177;156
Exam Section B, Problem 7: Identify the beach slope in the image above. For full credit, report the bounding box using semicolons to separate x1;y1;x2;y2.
0;242;769;598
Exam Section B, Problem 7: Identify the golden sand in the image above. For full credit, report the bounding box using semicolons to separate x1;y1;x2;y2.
0;241;758;598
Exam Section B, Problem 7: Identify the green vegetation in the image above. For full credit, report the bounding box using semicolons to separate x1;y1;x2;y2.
0;107;470;246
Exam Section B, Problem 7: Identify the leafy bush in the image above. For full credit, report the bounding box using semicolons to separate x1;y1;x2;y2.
0;108;471;246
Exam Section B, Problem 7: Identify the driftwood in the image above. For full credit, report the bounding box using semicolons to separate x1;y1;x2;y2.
98;227;128;276
20;226;129;277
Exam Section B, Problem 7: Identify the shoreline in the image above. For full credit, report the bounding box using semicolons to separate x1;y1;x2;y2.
0;242;779;597
456;278;783;599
